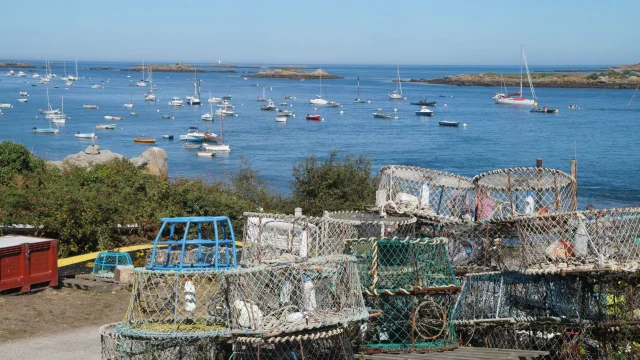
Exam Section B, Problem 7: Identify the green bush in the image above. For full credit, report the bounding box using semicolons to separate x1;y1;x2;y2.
0;141;44;184
587;73;599;80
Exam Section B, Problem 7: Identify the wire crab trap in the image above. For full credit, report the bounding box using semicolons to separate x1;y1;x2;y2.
92;252;133;279
358;292;459;353
241;212;347;266
516;208;640;272
323;211;417;240
147;216;237;271
119;268;229;339
231;326;354;360
436;221;521;272
453;271;591;324
377;165;475;223
100;323;221;360
344;237;459;296
225;254;368;336
473;168;577;222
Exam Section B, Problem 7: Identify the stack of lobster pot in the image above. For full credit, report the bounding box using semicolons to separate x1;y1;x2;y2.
100;216;238;360
229;212;370;360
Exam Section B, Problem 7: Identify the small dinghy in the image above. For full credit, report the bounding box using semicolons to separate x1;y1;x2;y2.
326;101;341;108
112;116;125;121
184;143;201;149
569;104;580;110
306;114;321;121
197;151;215;157
162;135;174;140
130;112;138;116
83;104;99;109
439;121;460;127
0;103;13;109
530;107;558;113
75;132;95;139
134;137;155;143
104;116;114;120
18;98;28;103
373;113;392;118
275;116;287;123
161;115;171;119
19;91;28;96
96;124;116;129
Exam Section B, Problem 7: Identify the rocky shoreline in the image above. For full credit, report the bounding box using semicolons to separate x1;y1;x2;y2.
251;68;343;80
121;62;235;73
0;61;34;69
409;73;640;89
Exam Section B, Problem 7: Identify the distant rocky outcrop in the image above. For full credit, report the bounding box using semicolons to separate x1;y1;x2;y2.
252;68;343;80
0;61;34;68
122;62;205;73
49;145;168;178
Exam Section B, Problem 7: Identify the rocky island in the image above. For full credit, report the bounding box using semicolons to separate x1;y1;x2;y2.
409;63;640;89
251;68;343;80
0;61;35;68
121;62;234;73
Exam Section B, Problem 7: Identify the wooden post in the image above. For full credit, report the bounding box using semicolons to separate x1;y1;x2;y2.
570;159;578;211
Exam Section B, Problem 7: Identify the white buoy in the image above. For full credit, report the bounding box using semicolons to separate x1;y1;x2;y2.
367;100;371;104
235;114;239;117
444;104;448;107
292;114;296;118
394;116;399;120
157;109;160;112
339;111;344;114
463;123;467;127
393;108;397;112
404;97;407;100
321;118;324;121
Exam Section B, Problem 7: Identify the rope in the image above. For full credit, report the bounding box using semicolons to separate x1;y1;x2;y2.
234;327;344;344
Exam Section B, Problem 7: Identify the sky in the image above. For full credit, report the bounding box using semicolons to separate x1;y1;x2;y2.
2;0;639;65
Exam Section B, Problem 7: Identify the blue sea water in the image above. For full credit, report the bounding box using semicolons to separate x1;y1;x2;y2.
1;61;639;209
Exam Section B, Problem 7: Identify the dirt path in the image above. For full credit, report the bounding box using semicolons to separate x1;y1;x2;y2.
0;325;102;360
0;287;129;342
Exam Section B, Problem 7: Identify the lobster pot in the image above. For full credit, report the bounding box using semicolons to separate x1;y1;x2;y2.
378;165;475;223
324;211;417;240
225;254;368;335
100;323;220;360
232;327;354;360
93;252;133;279
345;238;458;295
437;222;520;272
456;322;595;360
516;208;640;271
360;292;459;353
119;269;229;339
473;168;576;222
241;212;346;265
454;272;588;324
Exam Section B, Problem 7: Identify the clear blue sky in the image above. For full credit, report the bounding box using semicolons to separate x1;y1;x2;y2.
3;0;639;65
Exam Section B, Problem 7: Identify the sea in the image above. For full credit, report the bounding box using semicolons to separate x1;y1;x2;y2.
1;61;639;209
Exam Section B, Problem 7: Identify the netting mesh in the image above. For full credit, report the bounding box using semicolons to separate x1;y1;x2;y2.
345;238;459;295
516;208;640;272
225;254;367;335
242;212;347;265
435;222;521;272
472;168;577;222
93;252;133;279
378;165;475;223
231;327;354;360
100;323;222;360
359;292;459;353
120;269;229;338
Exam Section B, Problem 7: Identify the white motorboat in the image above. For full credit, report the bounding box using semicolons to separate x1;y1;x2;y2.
309;95;328;105
91;84;102;89
415;106;434;116
19;91;28;96
75;132;95;139
202;143;230;152
260;99;276;111
216;108;234;116
277;108;294;117
6;70;15;76
18;71;26;77
0;103;13;109
275;116;287;123
32;73;40;78
104;116;114;120
494;47;538;106
96;124;116;129
168;97;184;106
197;150;215;157
187;97;201;105
217;99;233;108
208;96;222;103
40;109;59;114
83;104;99;109
326;101;341;107
179;127;206;141
65;81;73;87
123;87;133;108
18;98;28;103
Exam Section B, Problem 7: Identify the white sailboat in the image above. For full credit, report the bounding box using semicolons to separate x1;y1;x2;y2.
201;103;214;120
389;66;403;99
355;77;366;103
494;46;537;106
202;112;231;152
67;59;79;81
40;88;60;115
61;60;68;81
136;60;147;87
257;87;267;101
50;96;67;124
124;87;133;108
187;68;201;105
309;69;329;105
144;67;156;101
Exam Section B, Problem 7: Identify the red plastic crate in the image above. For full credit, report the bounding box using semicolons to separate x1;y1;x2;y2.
0;236;58;293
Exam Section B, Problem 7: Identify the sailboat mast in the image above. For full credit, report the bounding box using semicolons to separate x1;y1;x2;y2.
520;46;523;95
357;77;360;97
64;60;67;77
142;60;145;82
398;67;403;96
75;59;78;81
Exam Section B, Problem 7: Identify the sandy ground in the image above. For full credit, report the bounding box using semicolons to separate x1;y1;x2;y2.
0;287;130;359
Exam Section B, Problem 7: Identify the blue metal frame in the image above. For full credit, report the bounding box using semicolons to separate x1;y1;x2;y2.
147;216;237;270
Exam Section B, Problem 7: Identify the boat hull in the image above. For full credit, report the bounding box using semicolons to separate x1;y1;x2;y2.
495;98;536;106
306;115;321;121
134;138;155;143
